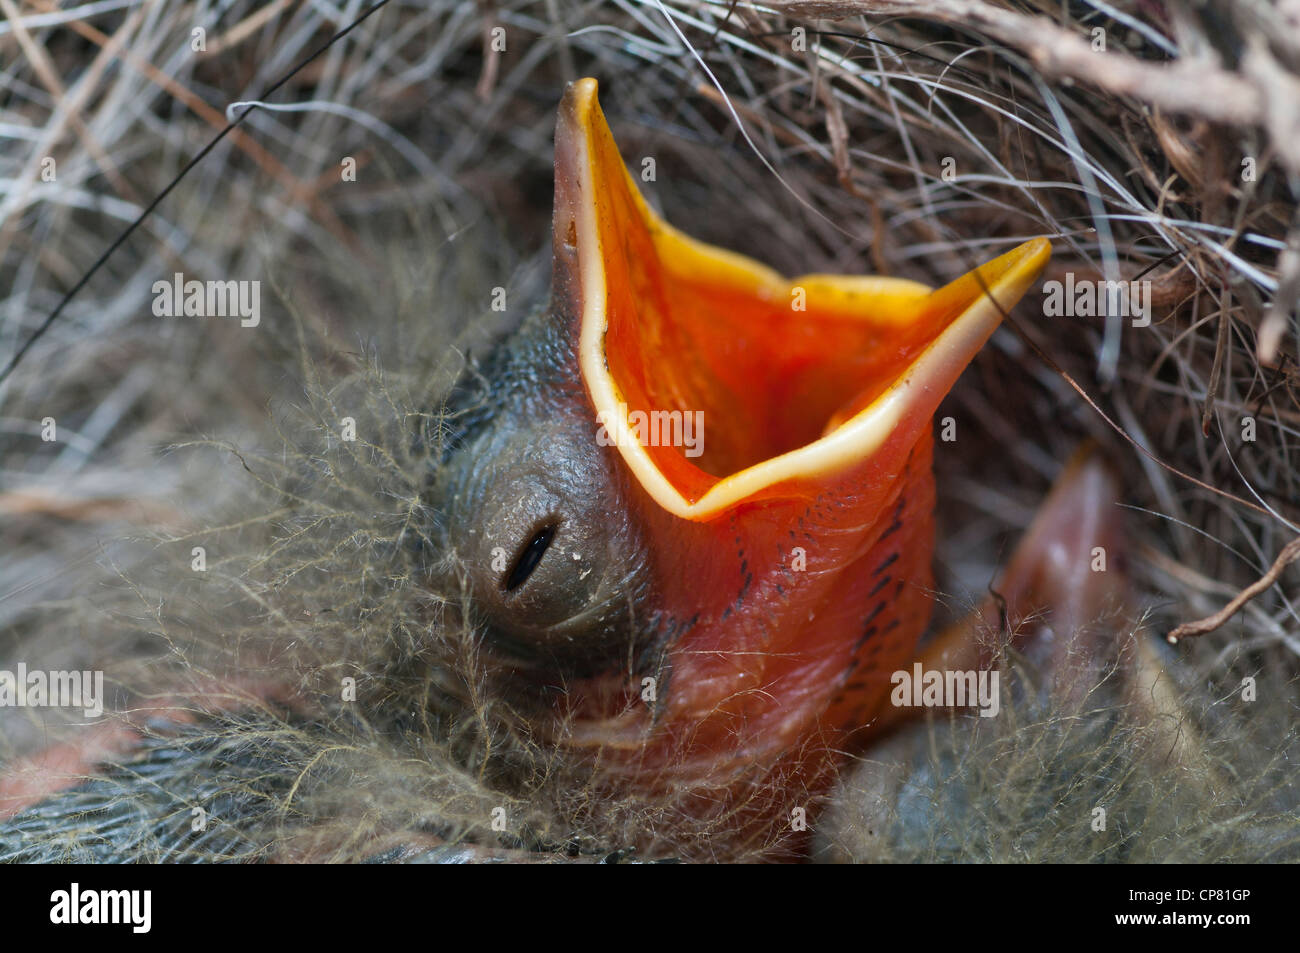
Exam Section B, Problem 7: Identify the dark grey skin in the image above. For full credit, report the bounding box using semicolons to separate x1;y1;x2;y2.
0;717;299;863
0;710;656;863
427;295;655;677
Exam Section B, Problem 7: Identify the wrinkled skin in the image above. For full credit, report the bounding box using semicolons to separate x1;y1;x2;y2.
429;305;654;678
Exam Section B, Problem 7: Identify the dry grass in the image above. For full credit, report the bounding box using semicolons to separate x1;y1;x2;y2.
0;0;1297;861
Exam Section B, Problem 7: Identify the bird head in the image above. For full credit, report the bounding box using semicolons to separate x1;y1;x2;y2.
430;78;1051;791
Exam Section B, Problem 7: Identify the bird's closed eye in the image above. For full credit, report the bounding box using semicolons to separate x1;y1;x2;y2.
504;523;557;592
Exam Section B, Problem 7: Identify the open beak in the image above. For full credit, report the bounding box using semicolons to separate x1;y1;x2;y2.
554;78;1050;519
550;79;1051;776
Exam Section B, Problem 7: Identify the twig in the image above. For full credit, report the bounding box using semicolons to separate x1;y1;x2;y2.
1167;535;1300;643
775;0;1300;172
1201;288;1231;437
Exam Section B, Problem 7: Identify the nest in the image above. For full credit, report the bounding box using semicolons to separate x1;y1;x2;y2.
1;0;1297;862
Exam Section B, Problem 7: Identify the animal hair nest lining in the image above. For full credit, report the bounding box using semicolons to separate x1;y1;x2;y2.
1;0;1297;862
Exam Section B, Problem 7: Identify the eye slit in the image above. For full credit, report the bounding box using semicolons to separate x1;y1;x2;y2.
504;523;557;592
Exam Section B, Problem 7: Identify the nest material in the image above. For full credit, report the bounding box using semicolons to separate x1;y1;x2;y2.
0;0;1297;861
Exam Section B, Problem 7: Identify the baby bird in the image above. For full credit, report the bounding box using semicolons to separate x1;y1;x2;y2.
19;79;1275;864
426;78;1049;824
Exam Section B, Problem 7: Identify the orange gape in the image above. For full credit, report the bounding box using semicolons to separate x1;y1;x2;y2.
548;79;1051;790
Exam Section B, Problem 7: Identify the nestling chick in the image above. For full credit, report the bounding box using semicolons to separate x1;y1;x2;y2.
1;79;1294;864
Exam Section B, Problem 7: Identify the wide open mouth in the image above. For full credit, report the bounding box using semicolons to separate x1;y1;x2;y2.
555;79;1051;520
